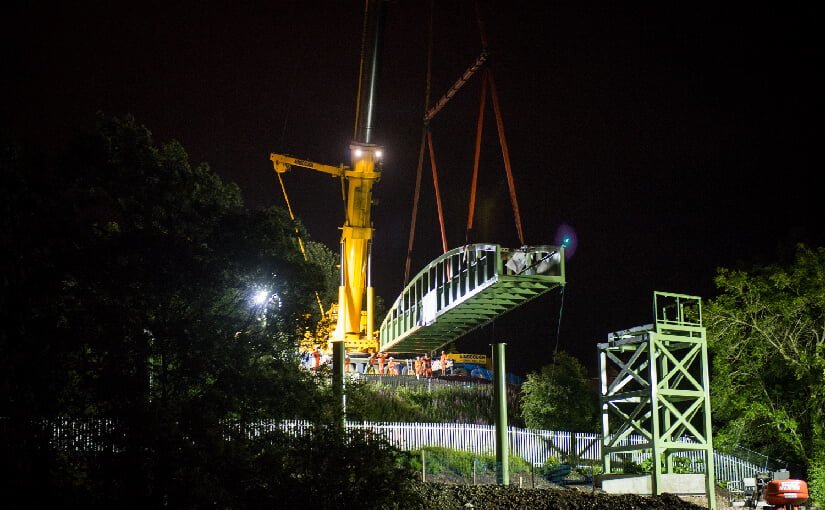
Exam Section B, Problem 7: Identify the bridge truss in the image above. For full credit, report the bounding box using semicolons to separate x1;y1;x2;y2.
379;243;565;354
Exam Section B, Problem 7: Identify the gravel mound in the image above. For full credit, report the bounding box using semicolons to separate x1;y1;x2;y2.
408;481;708;509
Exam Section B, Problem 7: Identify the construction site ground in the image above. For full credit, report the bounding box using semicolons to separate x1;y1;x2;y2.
410;478;739;509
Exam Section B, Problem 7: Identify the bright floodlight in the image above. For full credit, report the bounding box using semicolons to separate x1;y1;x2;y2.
253;290;269;305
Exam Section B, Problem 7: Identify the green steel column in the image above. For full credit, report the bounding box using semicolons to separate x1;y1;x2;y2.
493;342;509;485
649;333;662;497
599;348;611;474
332;341;346;429
701;333;717;510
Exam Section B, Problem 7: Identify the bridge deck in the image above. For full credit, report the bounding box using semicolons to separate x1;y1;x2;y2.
378;244;565;354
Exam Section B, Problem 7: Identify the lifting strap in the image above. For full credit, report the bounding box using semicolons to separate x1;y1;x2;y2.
404;127;426;286
466;0;487;240
465;1;524;245
466;64;487;240
404;0;526;287
404;0;434;286
427;130;449;255
487;67;525;245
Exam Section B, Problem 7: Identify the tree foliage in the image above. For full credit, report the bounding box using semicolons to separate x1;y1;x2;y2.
0;115;414;507
706;244;825;499
519;351;598;432
304;239;339;312
2;115;322;418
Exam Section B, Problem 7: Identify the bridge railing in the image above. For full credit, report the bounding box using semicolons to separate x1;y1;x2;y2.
378;244;564;352
379;244;500;345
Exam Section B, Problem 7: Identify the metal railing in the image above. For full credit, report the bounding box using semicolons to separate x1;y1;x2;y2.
15;417;761;482
378;244;565;354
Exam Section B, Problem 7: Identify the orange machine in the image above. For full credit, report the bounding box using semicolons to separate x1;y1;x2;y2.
734;470;810;510
763;478;809;509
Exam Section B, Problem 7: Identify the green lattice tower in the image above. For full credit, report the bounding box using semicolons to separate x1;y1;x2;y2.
598;292;716;510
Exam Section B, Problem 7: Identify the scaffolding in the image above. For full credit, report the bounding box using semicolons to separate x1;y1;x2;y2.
598;291;716;510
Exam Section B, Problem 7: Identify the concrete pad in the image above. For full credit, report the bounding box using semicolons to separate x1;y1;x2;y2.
598;474;708;495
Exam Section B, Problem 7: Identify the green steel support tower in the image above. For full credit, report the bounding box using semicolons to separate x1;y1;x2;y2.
598;292;716;510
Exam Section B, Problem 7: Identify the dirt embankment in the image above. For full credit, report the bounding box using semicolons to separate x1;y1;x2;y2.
409;481;732;509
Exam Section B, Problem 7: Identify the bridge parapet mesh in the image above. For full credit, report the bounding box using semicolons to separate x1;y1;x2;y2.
378;244;565;354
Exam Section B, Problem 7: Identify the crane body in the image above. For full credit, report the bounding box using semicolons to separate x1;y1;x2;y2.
336;142;381;352
270;147;381;355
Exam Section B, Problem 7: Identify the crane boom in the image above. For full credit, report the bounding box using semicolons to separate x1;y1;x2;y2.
269;153;347;178
269;0;385;356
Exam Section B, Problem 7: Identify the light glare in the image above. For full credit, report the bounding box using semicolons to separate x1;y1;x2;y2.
253;290;269;305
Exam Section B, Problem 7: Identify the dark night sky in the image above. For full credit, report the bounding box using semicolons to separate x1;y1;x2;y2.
3;1;823;376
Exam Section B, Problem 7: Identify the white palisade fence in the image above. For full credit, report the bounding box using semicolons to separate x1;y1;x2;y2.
13;417;761;482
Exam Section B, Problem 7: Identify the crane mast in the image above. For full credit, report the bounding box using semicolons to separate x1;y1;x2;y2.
335;142;381;351
269;0;385;355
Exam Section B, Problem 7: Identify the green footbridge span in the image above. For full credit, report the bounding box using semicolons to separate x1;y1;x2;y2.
378;243;566;354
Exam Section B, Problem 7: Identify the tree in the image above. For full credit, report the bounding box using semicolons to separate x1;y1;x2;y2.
0;114;337;505
304;239;339;311
706;244;825;503
519;351;598;432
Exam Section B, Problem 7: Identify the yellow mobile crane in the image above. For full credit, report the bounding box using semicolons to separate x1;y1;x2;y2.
269;148;381;354
269;0;385;356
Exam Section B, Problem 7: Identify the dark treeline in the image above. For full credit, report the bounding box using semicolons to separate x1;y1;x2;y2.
0;115;416;509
